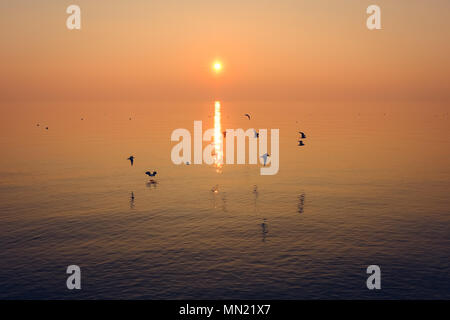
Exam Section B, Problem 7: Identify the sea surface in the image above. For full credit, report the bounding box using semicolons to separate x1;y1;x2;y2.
0;101;449;299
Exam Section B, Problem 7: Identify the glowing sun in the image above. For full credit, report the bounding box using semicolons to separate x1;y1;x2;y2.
213;61;222;72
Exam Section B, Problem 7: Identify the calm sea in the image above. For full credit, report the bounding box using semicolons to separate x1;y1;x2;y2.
0;101;449;299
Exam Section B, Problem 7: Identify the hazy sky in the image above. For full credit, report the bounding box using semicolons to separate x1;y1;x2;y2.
0;0;449;102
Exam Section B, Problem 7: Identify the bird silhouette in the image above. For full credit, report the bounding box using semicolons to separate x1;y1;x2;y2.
260;153;270;166
145;171;157;177
299;131;306;139
127;156;135;166
244;113;251;120
298;140;305;146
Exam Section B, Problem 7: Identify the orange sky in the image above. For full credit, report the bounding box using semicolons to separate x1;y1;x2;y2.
0;0;449;102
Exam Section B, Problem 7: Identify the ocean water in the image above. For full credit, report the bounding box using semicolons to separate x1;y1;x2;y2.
0;101;449;299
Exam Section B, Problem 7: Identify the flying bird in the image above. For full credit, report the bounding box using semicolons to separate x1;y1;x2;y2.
298;140;305;146
299;132;306;139
253;129;259;138
244;113;251;120
260;153;270;166
145;171;157;177
127;156;135;166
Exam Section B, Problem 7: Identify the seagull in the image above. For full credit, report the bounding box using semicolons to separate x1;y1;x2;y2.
127;156;135;166
253;129;259;138
244;113;251;120
145;171;157;177
260;153;270;166
299;132;306;139
298;140;305;146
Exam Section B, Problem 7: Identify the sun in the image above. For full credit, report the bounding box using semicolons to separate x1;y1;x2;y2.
213;61;222;72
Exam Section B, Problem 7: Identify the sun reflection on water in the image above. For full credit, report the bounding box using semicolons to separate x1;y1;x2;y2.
214;101;223;172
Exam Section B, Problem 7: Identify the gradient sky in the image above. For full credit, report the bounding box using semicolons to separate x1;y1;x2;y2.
0;0;449;102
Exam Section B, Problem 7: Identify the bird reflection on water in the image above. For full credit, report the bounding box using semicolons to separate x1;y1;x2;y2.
261;218;269;242
298;193;305;214
146;180;158;188
130;192;135;209
253;185;268;242
253;185;259;213
221;193;227;212
209;185;227;212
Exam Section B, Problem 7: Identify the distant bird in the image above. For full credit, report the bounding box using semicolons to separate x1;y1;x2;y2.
260;153;270;166
298;140;305;146
145;171;157;177
253;129;259;138
299;132;306;139
127;156;135;166
244;113;251;120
